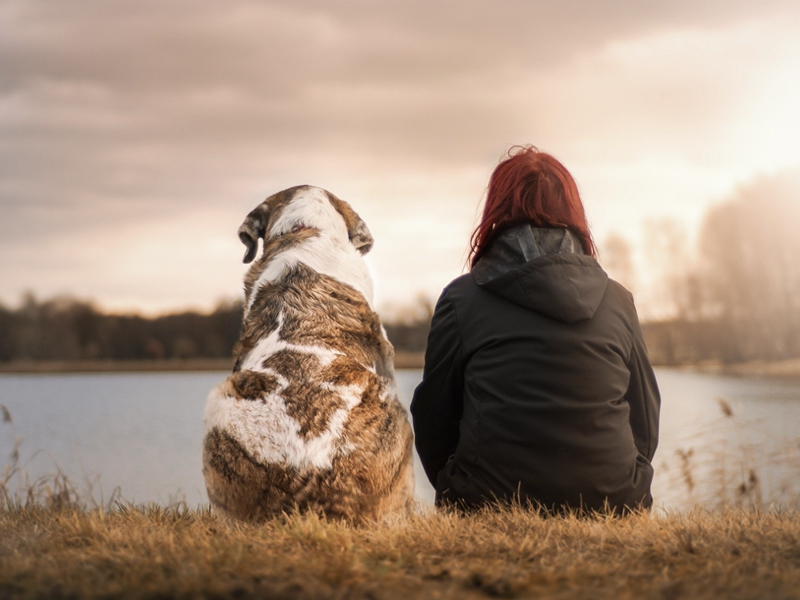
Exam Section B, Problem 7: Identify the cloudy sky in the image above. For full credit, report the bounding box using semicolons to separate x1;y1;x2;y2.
2;0;800;316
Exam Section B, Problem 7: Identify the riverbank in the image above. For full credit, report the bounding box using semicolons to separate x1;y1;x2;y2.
0;358;235;374
1;504;798;599
6;356;800;377
667;357;800;380
0;352;427;374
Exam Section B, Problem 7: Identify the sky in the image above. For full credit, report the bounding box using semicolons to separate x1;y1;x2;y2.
2;0;800;317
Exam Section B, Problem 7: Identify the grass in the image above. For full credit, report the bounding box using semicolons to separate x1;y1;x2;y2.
652;396;800;513
2;502;800;599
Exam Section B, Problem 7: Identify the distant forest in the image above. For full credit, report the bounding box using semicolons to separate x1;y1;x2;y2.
0;294;431;364
2;285;795;367
0;295;243;362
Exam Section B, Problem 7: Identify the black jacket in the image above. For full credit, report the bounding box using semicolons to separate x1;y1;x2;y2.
410;225;660;513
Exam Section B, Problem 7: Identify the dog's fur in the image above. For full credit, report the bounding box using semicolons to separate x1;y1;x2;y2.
202;185;415;524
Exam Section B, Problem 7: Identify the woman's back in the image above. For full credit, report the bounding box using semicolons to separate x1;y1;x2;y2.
411;146;660;514
411;225;659;514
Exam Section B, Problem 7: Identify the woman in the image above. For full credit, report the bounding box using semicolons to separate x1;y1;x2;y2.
410;146;660;514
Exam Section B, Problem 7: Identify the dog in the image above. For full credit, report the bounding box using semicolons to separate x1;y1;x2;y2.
202;185;415;524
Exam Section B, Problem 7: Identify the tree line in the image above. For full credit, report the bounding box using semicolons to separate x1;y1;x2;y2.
0;295;244;362
0;294;432;363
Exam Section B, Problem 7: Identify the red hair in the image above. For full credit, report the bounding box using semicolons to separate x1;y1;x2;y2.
469;146;596;268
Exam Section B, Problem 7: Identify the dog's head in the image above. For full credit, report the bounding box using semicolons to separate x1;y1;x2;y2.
238;185;374;263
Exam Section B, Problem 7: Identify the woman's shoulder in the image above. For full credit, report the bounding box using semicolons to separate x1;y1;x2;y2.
426;274;480;325
441;272;474;295
604;277;637;310
438;272;489;309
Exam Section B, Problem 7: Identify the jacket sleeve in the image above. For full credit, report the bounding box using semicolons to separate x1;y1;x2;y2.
410;291;466;486
624;316;661;462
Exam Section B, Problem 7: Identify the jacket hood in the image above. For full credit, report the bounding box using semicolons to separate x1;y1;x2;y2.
471;224;608;323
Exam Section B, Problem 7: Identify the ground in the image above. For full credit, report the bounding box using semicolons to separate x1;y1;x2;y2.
1;503;799;599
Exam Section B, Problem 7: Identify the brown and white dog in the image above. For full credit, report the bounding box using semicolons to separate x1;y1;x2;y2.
202;185;415;524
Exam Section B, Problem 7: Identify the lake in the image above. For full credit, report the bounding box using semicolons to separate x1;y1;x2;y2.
1;368;799;513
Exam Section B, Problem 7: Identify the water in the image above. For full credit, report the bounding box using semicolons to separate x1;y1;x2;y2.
1;368;799;512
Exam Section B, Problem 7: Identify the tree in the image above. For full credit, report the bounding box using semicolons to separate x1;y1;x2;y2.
697;170;800;361
641;218;703;321
600;232;636;295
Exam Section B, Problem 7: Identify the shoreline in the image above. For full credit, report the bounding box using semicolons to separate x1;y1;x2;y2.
0;352;427;374
661;357;800;380
0;358;235;374
4;355;800;378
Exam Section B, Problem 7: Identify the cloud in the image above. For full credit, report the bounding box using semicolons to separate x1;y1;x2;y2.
1;0;799;311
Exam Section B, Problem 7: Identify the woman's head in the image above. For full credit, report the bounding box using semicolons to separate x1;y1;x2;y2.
469;146;596;267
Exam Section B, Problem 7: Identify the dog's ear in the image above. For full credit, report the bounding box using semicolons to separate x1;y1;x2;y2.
348;218;374;255
326;192;374;255
238;186;307;263
238;205;267;264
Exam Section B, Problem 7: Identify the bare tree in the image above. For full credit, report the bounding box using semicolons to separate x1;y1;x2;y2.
697;170;800;361
641;218;703;321
600;232;636;295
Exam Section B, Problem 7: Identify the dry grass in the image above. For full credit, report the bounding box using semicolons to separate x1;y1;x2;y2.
1;502;800;600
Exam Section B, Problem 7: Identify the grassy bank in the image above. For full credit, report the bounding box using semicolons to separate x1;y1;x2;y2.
6;356;800;376
1;503;799;600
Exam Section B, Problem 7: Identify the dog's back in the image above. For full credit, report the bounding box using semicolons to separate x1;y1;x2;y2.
203;186;414;523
